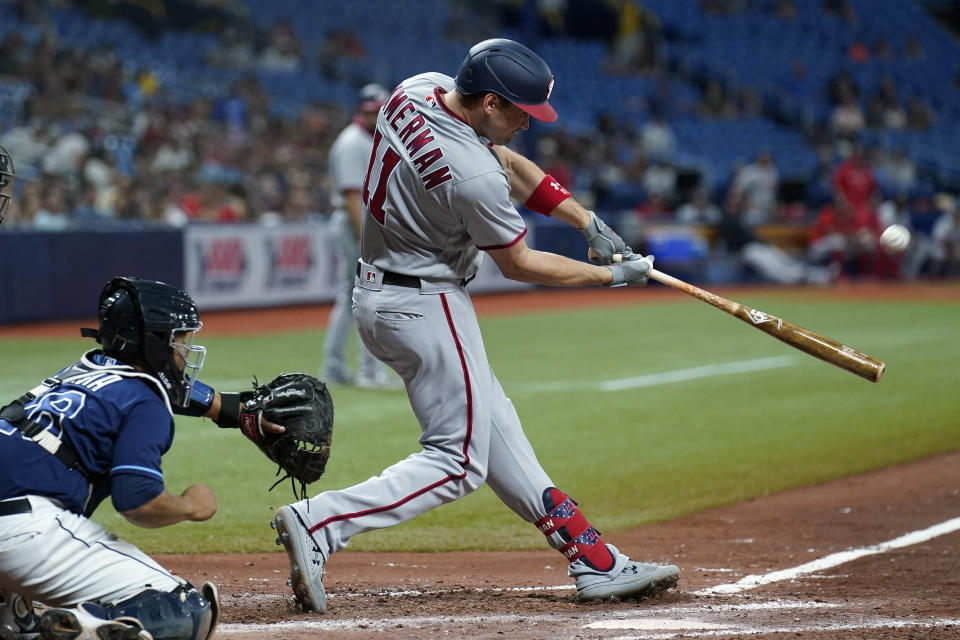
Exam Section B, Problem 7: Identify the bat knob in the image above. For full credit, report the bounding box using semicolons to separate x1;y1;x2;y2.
587;249;623;264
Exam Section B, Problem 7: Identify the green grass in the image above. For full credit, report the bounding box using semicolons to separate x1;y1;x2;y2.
1;292;957;554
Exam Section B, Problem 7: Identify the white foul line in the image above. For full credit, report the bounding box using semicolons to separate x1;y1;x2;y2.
696;515;960;595
514;356;796;393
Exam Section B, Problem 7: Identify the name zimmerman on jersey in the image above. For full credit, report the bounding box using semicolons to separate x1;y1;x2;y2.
379;87;453;191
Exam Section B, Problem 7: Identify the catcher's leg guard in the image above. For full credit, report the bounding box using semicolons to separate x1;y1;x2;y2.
0;590;39;639
535;488;614;572
99;582;217;640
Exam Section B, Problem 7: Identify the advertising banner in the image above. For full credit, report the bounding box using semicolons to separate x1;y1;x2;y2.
185;221;533;309
185;223;338;309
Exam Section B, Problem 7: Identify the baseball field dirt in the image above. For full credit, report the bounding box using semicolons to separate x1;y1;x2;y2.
160;448;959;639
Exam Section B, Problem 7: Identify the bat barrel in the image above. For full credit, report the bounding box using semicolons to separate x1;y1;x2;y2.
646;269;885;383
749;313;886;382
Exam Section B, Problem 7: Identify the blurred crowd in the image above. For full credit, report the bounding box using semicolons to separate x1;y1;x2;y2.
0;0;958;282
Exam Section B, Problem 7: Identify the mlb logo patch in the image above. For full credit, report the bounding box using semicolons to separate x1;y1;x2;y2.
366;270;377;282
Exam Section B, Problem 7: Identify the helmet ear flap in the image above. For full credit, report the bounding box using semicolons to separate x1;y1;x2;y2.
97;283;143;362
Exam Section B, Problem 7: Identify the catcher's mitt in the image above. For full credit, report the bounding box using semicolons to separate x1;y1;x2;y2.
238;373;334;498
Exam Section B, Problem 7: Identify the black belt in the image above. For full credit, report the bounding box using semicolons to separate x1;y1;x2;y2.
356;264;423;289
357;265;471;288
0;498;31;516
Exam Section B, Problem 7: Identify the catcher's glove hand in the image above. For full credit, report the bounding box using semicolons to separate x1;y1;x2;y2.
238;373;334;498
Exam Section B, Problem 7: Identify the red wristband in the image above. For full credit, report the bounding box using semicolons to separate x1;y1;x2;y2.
524;174;571;216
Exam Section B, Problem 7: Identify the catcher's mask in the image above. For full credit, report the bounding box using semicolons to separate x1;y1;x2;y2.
82;277;206;408
0;144;15;226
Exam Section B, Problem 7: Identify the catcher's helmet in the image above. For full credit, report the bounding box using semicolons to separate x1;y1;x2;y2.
0;144;15;226
454;38;557;122
85;277;206;408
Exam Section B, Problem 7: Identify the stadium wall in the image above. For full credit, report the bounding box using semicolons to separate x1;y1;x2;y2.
0;220;535;324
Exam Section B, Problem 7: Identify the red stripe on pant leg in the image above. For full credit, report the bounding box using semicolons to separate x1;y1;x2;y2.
440;292;473;464
308;293;475;534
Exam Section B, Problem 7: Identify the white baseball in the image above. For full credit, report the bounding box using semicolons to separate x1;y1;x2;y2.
880;224;910;254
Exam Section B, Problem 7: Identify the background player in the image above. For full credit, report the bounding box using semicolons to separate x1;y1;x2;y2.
320;83;398;388
272;38;677;613
0;144;13;227
0;275;268;640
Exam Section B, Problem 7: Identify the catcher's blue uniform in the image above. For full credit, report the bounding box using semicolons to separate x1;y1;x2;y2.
0;350;172;516
0;349;189;615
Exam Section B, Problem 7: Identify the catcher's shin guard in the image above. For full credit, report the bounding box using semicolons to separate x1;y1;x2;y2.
97;582;217;640
535;488;614;572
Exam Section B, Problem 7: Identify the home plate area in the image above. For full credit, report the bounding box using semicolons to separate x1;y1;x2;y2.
161;451;959;639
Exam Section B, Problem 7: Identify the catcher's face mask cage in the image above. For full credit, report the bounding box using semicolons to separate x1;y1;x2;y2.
93;276;206;408
0;144;15;226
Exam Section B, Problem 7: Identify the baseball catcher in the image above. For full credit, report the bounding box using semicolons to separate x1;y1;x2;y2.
213;374;334;499
0;276;220;640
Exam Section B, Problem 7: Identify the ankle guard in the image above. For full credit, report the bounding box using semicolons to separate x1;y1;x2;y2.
535;488;614;571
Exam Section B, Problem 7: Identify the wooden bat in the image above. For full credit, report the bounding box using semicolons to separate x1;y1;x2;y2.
645;266;885;382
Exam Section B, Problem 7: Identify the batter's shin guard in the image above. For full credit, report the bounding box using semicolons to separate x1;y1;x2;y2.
535;488;614;572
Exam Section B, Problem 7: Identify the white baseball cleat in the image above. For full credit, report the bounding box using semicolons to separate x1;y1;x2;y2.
569;544;679;601
38;604;151;640
272;505;327;612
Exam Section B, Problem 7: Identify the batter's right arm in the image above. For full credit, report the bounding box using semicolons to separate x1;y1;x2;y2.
487;235;615;287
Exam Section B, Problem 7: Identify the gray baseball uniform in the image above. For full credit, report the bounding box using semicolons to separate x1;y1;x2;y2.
322;119;384;384
295;72;555;553
276;42;679;609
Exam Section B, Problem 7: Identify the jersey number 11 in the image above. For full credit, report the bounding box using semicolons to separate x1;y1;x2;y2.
362;130;400;225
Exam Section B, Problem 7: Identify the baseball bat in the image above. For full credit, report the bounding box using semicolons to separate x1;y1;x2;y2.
645;266;885;382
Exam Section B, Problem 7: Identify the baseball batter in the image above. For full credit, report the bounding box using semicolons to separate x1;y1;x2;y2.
273;39;677;612
321;83;396;388
0;276;275;640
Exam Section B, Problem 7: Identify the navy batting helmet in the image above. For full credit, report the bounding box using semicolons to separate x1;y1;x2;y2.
455;38;557;122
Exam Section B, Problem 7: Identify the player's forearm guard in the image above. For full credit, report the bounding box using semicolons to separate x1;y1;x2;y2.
176;380;216;417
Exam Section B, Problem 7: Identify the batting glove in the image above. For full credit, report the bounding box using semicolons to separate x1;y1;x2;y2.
580;211;627;264
606;255;655;287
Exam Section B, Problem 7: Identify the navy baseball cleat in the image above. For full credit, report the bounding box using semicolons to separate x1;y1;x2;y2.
273;505;327;613
568;544;679;601
38;604;151;640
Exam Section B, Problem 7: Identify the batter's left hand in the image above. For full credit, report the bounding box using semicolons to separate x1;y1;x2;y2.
580;211;626;264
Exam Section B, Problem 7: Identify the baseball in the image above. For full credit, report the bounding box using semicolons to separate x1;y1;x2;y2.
880;224;910;254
